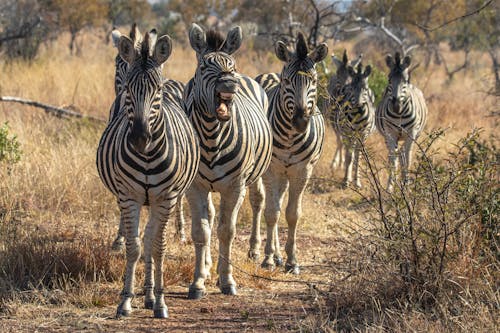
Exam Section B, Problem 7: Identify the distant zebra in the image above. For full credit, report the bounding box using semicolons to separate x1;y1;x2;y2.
185;24;272;299
376;52;427;192
110;25;188;245
96;31;199;318
326;50;362;170
254;32;327;274
335;63;375;188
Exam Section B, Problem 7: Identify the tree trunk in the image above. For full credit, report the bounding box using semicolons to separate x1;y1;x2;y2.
488;49;500;96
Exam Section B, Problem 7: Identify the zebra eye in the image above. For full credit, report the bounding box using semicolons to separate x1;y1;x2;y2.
282;78;291;85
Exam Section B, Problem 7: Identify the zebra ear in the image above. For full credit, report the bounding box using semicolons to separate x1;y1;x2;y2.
402;55;411;69
364;65;372;77
331;53;343;68
111;29;122;48
189;23;207;54
153;35;172;65
129;23;141;42
275;41;291;62
351;54;362;68
385;54;394;69
118;35;136;64
221;26;242;55
309;43;328;63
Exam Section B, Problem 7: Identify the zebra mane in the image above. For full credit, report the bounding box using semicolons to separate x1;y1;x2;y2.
140;32;150;66
206;29;225;52
296;32;308;60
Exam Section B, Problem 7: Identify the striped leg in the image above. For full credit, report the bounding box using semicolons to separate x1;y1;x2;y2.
343;143;354;188
400;138;414;186
112;199;125;251
284;169;311;274
353;146;362;189
331;130;344;170
150;201;175;318
248;178;265;261
116;200;142;318
187;184;211;299
262;172;288;270
205;192;215;279
217;185;246;295
143;212;155;310
385;136;399;193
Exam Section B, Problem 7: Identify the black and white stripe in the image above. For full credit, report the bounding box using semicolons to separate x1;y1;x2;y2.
334;63;375;188
185;24;272;299
376;52;427;192
97;31;199;318
326;50;362;170
254;32;328;274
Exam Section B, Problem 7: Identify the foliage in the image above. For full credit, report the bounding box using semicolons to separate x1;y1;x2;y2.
367;64;388;105
0;122;22;167
106;0;150;27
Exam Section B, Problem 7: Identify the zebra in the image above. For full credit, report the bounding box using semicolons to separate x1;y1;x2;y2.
376;52;427;192
254;32;328;274
335;62;375;188
110;25;188;245
96;30;199;318
185;23;272;299
326;50;362;170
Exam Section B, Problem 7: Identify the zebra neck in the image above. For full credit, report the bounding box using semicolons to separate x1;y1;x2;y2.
268;92;309;140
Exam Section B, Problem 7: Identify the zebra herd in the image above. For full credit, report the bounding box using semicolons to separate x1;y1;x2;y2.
96;24;427;319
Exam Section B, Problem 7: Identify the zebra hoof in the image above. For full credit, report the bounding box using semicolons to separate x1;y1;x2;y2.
187;287;206;300
247;250;260;261
153;307;169;319
144;300;155;310
261;261;276;271
274;256;284;266
285;264;300;275
220;285;237;296
116;307;131;318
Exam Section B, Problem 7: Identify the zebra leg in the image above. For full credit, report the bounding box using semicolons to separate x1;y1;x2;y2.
175;197;186;242
187;184;211;300
343;143;354;188
284;170;311;275
273;222;283;266
248;178;265;261
386;137;398;193
150;201;175;319
331;130;343;170
217;185;246;295
205;192;215;279
116;200;141;318
143;210;155;310
111;200;125;251
262;173;288;270
353;146;362;189
400;138;414;186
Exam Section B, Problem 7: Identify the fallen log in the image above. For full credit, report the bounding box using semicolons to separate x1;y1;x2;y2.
0;96;106;123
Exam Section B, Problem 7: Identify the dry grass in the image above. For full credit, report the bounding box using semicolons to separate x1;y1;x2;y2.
0;30;498;331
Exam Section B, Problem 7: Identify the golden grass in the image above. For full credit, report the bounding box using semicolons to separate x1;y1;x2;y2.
0;30;498;330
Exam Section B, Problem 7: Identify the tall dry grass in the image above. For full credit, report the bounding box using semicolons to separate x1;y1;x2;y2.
0;29;498;330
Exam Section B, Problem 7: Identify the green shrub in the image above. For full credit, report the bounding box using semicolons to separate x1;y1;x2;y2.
367;64;388;105
0;122;22;166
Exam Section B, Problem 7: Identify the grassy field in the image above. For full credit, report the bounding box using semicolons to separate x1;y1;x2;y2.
0;30;498;332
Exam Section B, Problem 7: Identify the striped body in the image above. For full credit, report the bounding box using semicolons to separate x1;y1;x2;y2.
186;25;272;299
252;33;328;274
377;52;428;191
334;64;375;187
97;32;199;318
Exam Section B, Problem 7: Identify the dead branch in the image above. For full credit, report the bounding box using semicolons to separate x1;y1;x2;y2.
0;96;105;123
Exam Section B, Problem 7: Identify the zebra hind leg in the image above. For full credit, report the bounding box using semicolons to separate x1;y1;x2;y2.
175;197;186;242
248;178;264;261
111;212;125;252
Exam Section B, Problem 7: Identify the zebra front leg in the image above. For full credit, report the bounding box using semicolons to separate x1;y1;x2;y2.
400;138;414;186
284;170;310;274
150;201;176;318
175;197;186;242
205;192;215;279
262;173;288;270
386;137;398;193
187;184;211;300
273;222;283;266
217;185;246;295
353;146;362;189
248;178;264;261
143;212;155;310
331;130;343;170
116;200;141;318
343;143;354;188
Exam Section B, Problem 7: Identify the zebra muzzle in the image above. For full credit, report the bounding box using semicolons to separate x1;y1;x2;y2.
215;92;234;122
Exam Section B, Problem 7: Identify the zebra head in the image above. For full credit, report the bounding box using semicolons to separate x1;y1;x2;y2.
189;23;241;122
331;50;362;87
385;52;411;114
112;23;143;95
118;30;172;154
275;32;328;132
345;63;372;109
